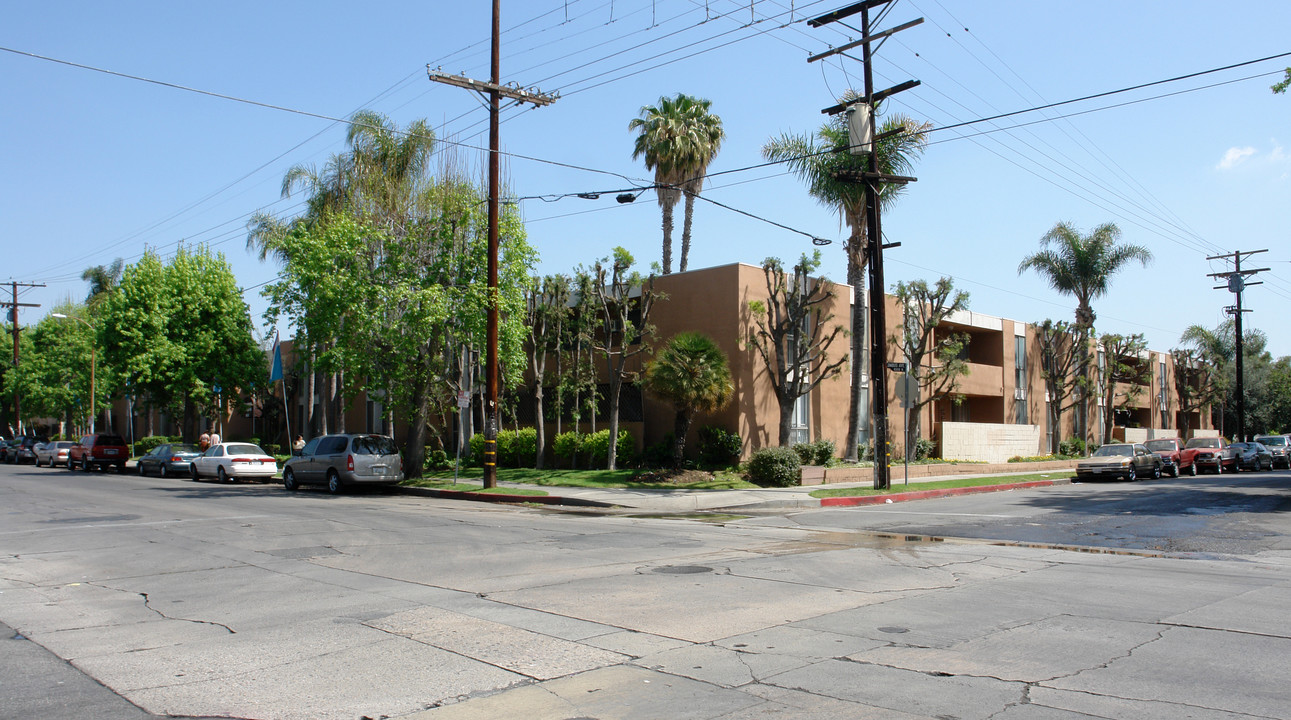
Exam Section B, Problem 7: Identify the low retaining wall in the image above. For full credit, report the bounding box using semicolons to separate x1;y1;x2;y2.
940;422;1044;464
810;459;1078;486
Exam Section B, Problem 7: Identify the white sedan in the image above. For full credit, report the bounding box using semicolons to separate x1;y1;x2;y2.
190;442;278;483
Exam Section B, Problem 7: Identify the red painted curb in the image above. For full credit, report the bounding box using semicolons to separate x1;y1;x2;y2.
819;479;1065;507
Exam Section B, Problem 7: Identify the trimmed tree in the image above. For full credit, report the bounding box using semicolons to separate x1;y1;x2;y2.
1034;319;1090;455
643;332;734;468
890;278;970;457
1095;333;1151;444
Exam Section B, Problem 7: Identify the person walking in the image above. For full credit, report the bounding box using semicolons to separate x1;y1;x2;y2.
199;430;211;451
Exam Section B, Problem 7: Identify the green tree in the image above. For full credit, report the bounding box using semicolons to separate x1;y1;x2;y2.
1035;319;1089;455
9;304;107;433
81;259;124;307
101;246;264;441
1273;69;1291;94
523;275;571;469
643;332;733;468
584;247;660;470
763;97;931;461
1018;221;1152;442
630;94;725;274
1180;321;1236;436
1172;347;1220;440
1095;333;1151;444
746;252;848;447
890;278;970;455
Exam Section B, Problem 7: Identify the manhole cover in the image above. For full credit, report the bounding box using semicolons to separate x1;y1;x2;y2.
652;565;713;575
879;626;910;634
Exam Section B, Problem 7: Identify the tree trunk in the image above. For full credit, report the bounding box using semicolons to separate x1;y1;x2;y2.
777;392;795;448
844;258;866;461
606;374;621;470
336;371;346;433
679;191;696;274
672;409;692;469
404;381;428;480
660;198;675;275
534;380;545;469
305;359;317;439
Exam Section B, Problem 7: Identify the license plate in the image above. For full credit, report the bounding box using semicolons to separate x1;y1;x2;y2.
104;449;119;456
374;466;387;476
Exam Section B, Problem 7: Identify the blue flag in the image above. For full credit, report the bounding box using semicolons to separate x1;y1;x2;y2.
269;339;283;383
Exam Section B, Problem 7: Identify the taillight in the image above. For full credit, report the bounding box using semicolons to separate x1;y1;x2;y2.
171;456;182;462
347;454;354;471
232;457;252;463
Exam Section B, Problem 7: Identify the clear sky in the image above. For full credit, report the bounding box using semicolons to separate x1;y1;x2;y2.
4;1;1289;359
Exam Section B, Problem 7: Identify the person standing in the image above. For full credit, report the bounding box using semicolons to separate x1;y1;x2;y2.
293;435;306;452
209;429;222;447
199;430;211;451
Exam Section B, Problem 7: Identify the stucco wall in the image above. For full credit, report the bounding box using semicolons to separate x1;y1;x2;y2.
941;421;1044;463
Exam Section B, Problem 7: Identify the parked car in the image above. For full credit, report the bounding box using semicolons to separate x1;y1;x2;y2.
1253;434;1291;469
190;442;277;483
1075;443;1162;481
1231;442;1274;472
136;443;202;478
1184;437;1238;474
1143;437;1193;477
0;439;13;462
35;440;76;468
283;433;404;493
7;435;48;464
67;434;131;472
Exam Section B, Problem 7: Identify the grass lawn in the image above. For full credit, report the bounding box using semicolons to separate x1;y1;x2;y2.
409;466;755;490
809;470;1076;498
402;480;550;496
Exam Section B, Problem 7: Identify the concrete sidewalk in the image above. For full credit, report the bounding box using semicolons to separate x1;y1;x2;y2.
405;467;1077;513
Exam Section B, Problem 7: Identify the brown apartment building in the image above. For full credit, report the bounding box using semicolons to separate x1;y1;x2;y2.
118;262;1213;463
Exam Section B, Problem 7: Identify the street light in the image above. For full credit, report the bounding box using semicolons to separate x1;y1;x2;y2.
52;313;95;433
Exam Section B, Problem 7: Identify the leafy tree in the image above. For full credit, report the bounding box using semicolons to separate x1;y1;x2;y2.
8;304;107;433
890;278;970;455
1172;347;1222;440
101;246;265;441
1273;69;1290;94
763;97;930;461
1095;333;1151;443
584;247;660;470
523;275;571;469
746;252;848;447
1266;356;1291;432
643;332;733;468
1035;319;1090;455
630;94;725;274
1180;321;1237;436
1018;221;1152;442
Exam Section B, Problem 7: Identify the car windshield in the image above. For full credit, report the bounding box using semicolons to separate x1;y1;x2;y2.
352;435;399;456
225;444;265;456
1144;440;1176;452
1256;436;1287;446
171;444;200;453
1092;445;1134;457
1186;438;1220;448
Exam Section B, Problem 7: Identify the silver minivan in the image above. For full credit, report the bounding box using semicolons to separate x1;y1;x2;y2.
282;434;404;493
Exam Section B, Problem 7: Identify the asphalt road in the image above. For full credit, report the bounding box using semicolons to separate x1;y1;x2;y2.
780;468;1291;556
1;460;1289;720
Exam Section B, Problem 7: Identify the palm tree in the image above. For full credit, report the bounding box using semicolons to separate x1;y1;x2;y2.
630;94;725;274
763;98;930;461
1018;221;1152;444
82;259;124;307
643;332;734;468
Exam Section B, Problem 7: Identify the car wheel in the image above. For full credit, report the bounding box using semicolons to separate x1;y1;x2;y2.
138;462;146;476
191;465;201;482
1169;464;1179;478
217;466;229;484
327;470;343;495
159;464;168;478
1188;462;1197;476
1215;462;1222;475
1129;466;1138;481
283;468;299;492
81;458;91;472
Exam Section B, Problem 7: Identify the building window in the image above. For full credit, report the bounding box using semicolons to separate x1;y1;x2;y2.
1014;335;1028;424
789;392;810;446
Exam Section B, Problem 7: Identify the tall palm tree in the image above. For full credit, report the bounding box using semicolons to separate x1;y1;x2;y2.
82;259;125;307
630;94;725;274
1018;221;1152;444
763;98;930;461
643;332;734;468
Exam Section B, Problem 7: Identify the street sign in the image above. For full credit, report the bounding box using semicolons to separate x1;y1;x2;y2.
895;373;918;409
456;391;471;409
886;362;907;372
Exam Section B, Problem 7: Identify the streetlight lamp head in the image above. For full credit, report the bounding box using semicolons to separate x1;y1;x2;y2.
52;313;68;319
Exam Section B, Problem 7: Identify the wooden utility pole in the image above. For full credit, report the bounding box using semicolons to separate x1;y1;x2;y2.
428;0;556;487
808;0;921;489
3;281;44;434
1207;249;1268;441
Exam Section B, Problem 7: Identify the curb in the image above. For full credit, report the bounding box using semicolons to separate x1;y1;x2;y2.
819;477;1073;507
399;486;617;507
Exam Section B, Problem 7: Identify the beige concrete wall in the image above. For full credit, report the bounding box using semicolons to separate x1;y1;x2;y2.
941;421;1044;463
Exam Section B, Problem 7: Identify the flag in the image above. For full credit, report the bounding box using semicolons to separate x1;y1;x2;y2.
269;336;283;383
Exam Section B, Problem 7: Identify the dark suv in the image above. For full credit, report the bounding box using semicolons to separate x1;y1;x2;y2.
5;435;47;464
68;434;130;473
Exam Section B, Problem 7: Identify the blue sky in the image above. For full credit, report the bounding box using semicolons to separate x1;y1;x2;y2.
4;1;1290;359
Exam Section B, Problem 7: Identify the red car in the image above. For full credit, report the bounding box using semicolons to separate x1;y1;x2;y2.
1183;436;1238;474
1143;437;1194;477
67;433;130;473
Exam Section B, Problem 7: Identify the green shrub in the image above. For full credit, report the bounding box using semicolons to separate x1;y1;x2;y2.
1059;437;1086;457
494;429;516;466
643;433;675;468
552;431;581;468
747;446;801;487
468;434;485;466
580;429;634;468
261;443;281;456
135;435;171;455
912;438;936;461
791;443;816;465
511;427;538;467
424;448;451;472
811;439;836;465
698;426;742;467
